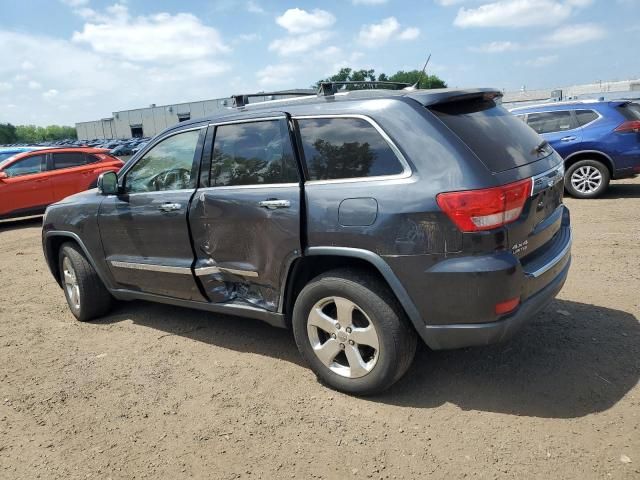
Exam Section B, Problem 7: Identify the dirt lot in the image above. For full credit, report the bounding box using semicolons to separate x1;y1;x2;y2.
1;179;639;480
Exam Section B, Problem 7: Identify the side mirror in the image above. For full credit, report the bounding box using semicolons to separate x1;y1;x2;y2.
0;171;7;181
97;171;119;195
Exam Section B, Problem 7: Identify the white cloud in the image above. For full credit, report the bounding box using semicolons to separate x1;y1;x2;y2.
256;63;299;87
21;61;35;70
0;29;231;125
72;4;230;62
454;0;590;28
60;0;89;6
470;40;521;52
358;17;420;45
246;1;265;14
0;82;12;92
269;31;333;56
519;55;559;67
352;0;388;4
43;89;59;99
543;23;606;45
275;8;336;34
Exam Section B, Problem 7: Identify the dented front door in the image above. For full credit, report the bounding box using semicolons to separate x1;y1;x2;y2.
189;116;301;311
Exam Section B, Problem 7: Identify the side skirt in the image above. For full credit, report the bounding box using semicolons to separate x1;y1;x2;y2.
111;289;288;329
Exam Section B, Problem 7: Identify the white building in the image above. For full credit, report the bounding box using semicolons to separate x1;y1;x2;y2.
75;90;313;140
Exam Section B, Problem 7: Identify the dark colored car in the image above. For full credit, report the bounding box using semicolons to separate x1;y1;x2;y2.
511;100;640;198
42;87;572;395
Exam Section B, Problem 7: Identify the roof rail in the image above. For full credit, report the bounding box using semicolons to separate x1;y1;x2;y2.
317;81;411;96
232;92;316;108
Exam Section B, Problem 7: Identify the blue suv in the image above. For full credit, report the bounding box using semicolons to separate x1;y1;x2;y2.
511;100;640;198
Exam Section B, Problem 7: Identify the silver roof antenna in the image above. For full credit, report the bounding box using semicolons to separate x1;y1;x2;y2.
404;53;431;91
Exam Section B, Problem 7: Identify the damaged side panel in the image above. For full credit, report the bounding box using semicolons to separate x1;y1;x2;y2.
189;186;301;311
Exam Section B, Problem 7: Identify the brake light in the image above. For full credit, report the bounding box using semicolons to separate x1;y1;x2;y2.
614;120;640;133
436;178;532;232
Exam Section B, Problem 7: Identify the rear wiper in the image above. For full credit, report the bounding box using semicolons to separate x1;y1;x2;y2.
534;140;550;156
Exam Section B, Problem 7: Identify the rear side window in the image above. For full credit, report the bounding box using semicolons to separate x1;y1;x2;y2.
52;152;91;170
210;120;298;187
430;98;548;173
575;109;599;126
526;111;575;134
4;155;45;177
297;117;404;181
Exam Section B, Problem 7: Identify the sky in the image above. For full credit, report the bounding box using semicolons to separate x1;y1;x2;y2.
0;0;638;126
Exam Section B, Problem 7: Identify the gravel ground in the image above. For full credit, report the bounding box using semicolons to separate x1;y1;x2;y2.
0;178;639;480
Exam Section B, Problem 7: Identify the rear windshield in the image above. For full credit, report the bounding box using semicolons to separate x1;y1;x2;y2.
430;98;549;173
617;102;640;120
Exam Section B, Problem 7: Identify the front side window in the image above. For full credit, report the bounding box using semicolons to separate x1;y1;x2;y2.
4;155;45;177
210;120;298;187
526;111;575;134
52;152;91;170
125;129;201;193
296;117;404;181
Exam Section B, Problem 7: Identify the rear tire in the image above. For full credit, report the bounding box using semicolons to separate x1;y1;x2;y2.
292;269;417;395
565;159;610;198
59;242;112;321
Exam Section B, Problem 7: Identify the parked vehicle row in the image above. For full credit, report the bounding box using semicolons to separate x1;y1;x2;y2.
42;87;572;395
510;100;640;198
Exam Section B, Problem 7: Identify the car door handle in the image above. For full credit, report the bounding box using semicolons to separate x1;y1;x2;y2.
158;202;182;212
560;136;577;142
258;199;291;209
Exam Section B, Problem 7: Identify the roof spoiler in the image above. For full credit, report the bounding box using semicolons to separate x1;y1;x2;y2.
407;88;503;107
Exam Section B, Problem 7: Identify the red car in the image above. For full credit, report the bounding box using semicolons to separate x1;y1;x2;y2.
0;147;123;220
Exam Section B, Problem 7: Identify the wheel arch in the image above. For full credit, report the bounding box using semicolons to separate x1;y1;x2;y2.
281;247;424;334
44;231;106;288
564;150;615;176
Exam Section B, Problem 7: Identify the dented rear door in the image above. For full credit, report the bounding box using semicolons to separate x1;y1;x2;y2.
189;115;301;311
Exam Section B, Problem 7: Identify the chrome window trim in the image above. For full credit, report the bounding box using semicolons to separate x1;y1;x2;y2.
207;116;286;127
121;188;195;198
199;183;299;191
195;265;258;278
292;114;413;185
110;260;192;275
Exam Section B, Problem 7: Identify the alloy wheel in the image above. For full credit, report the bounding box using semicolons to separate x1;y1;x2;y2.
571;165;602;194
307;296;380;378
62;257;81;310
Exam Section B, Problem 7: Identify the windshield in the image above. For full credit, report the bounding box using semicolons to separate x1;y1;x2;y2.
617;102;640;120
0;152;18;162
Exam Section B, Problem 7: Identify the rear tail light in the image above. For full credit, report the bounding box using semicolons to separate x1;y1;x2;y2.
614;120;640;133
436;178;532;232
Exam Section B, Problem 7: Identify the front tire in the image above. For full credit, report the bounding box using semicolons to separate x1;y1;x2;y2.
292;269;417;395
59;242;113;321
565;159;610;198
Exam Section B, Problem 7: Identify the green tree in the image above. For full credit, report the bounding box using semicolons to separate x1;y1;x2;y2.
315;68;447;91
13;124;77;143
388;70;447;89
0;123;17;144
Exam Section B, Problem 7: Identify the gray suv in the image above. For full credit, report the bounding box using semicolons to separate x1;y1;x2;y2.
42;87;572;395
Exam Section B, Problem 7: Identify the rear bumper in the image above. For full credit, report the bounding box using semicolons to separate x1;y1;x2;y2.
421;257;570;350
385;207;573;350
